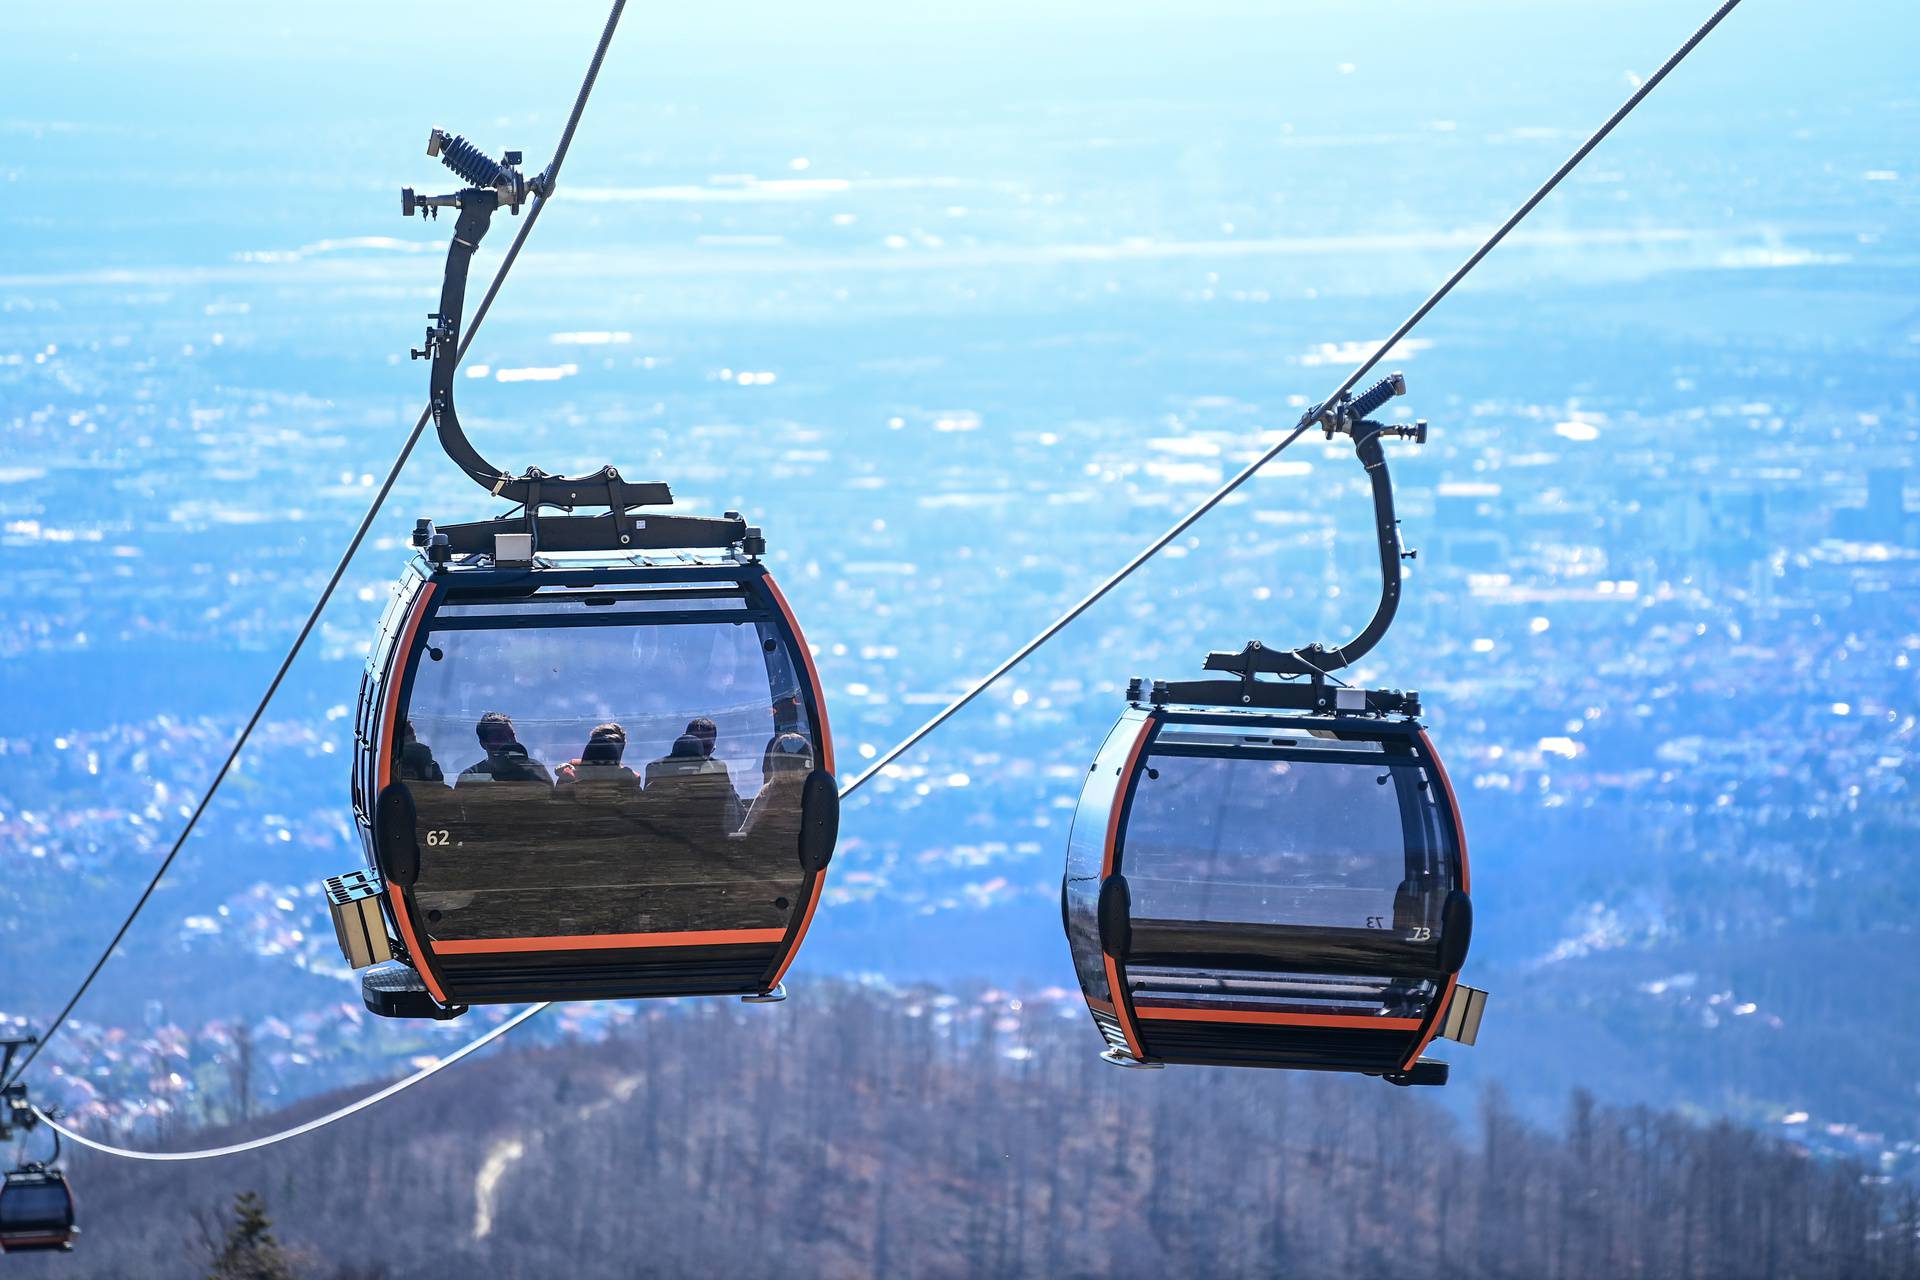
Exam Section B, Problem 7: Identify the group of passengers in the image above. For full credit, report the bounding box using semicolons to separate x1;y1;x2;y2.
399;709;813;839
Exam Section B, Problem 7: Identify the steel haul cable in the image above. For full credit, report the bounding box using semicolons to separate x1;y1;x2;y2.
33;1005;544;1163
17;0;1742;1157
840;0;1746;799
0;0;629;1094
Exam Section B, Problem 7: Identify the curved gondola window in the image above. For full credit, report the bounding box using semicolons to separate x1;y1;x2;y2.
397;609;815;941
1121;738;1458;980
1126;755;1416;930
0;1182;71;1227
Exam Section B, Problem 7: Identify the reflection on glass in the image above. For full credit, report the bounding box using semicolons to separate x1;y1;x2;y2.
1063;717;1143;1005
398;616;814;940
1124;754;1448;933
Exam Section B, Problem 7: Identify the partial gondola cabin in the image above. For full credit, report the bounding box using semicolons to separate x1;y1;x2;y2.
0;1169;76;1253
1064;703;1483;1084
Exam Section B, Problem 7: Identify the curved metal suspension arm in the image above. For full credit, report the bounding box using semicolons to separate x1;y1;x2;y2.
418;191;670;510
424;191;510;495
1316;421;1407;669
1203;374;1427;682
398;125;752;557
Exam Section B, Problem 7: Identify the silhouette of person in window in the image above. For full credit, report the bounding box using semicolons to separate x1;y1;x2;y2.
397;720;445;784
682;716;746;828
761;695;805;777
645;732;712;787
644;732;736;845
457;711;553;786
740;732;812;839
556;722;640;797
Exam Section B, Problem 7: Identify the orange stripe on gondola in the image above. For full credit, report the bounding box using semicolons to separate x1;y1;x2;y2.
432;928;789;955
1101;716;1155;879
764;875;823;989
758;572;834;776
1102;954;1144;1059
1135;1005;1424;1031
1401;727;1470;1070
756;570;833;992
378;583;449;1006
1401;972;1459;1072
1099;714;1157;1061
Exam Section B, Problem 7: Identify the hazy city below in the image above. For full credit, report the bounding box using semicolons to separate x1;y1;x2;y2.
1;0;1915;1182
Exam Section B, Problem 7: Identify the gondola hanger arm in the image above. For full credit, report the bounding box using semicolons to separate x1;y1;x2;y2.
1203;372;1430;687
401;129;754;559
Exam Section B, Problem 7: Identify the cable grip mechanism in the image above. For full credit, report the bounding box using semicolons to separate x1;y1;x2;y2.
401;127;536;220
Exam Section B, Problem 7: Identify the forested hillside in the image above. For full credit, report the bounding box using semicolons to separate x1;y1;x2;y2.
32;984;1920;1279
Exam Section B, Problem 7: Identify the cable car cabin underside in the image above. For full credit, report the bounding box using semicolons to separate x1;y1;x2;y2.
1063;692;1485;1086
331;547;838;1020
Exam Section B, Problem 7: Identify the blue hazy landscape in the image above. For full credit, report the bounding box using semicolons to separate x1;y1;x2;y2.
2;0;1917;1192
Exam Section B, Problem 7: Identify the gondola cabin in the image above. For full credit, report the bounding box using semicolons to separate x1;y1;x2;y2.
0;1169;77;1253
334;545;838;1019
1063;697;1484;1084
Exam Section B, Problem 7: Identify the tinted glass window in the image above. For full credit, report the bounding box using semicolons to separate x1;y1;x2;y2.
396;614;816;941
0;1184;70;1226
1123;751;1449;936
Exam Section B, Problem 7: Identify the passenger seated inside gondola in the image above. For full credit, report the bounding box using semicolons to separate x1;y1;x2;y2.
678;716;745;828
398;720;446;783
761;695;805;776
645;733;739;844
760;694;806;767
740;732;811;839
556;722;640;800
456;711;554;787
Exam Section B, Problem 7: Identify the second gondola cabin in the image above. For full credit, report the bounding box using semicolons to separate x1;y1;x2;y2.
1064;698;1483;1083
1061;375;1485;1084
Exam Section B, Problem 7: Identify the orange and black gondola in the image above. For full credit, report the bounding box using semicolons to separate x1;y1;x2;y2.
325;132;837;1019
0;1168;76;1254
1061;375;1486;1083
1064;701;1475;1083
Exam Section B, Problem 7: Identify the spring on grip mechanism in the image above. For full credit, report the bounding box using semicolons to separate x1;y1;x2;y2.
433;132;508;189
1346;371;1408;422
1315;371;1409;433
424;129;528;209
